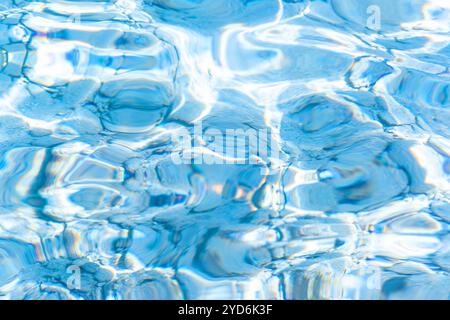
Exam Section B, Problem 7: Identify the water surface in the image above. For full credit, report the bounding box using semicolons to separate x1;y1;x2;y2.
0;0;449;300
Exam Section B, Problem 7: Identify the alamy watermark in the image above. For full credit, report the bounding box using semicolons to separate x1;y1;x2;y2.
67;265;81;290
170;123;280;172
66;264;106;298
366;5;381;31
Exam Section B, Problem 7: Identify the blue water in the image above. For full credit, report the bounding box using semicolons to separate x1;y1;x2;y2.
0;0;449;300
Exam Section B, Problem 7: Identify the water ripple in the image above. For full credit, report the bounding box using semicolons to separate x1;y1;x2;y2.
0;0;449;300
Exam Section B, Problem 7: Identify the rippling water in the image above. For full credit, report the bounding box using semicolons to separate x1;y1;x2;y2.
0;0;449;300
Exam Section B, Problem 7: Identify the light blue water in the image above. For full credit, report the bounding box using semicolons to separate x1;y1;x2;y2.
0;0;449;300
